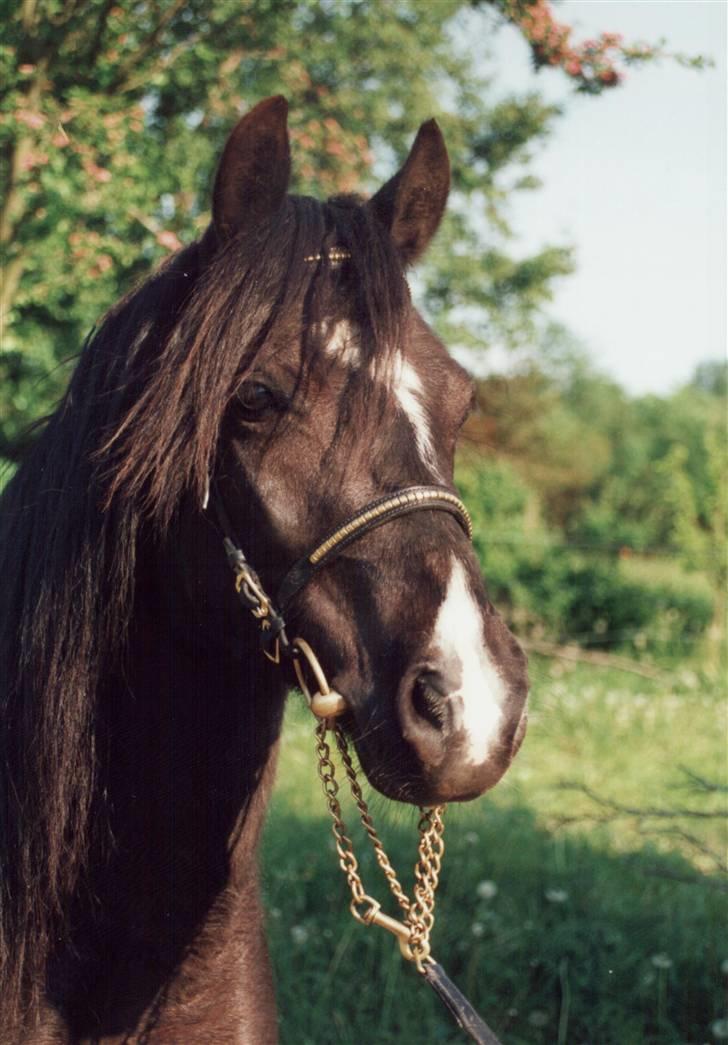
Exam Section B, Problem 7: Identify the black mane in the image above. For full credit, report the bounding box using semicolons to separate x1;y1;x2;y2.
0;192;408;1018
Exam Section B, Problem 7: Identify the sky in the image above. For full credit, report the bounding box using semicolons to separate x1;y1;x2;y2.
471;0;726;396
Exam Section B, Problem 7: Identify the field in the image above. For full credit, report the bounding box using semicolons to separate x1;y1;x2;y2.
261;656;727;1045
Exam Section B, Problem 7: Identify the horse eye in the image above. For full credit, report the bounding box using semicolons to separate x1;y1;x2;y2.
237;381;279;420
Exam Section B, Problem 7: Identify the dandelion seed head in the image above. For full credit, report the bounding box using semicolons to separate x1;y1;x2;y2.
545;887;569;904
528;1010;549;1027
291;925;309;945
476;880;498;900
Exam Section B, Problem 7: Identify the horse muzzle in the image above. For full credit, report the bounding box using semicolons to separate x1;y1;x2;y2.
395;662;529;803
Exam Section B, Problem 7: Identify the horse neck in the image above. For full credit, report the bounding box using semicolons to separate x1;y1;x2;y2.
55;545;288;1033
99;546;288;901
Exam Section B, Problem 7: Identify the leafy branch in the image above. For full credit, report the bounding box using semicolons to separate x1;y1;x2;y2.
554;778;728;879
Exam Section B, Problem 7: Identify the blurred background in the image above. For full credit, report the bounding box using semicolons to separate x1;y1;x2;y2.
1;2;725;1042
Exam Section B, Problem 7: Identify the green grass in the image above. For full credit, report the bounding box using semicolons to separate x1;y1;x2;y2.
261;658;727;1044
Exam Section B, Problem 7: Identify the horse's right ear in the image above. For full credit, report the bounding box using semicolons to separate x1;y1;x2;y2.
211;96;291;242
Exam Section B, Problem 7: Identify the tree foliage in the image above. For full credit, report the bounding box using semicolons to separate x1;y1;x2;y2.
488;0;709;93
459;347;726;656
1;0;674;457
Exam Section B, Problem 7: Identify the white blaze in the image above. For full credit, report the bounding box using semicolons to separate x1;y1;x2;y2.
392;358;439;475
324;319;361;366
431;556;505;764
323;322;439;475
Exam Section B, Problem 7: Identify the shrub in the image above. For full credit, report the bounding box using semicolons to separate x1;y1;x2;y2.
457;455;714;656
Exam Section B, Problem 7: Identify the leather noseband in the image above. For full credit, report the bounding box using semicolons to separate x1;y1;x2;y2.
277;486;472;611
213;484;472;661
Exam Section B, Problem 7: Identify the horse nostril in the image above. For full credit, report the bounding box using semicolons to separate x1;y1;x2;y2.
411;673;448;732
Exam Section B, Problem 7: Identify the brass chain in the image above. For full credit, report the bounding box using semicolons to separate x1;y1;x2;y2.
315;718;446;971
314;720;367;908
222;516;458;977
333;725;411;915
407;805;445;959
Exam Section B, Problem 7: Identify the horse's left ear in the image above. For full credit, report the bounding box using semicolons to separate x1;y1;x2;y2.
368;119;450;265
212;95;291;242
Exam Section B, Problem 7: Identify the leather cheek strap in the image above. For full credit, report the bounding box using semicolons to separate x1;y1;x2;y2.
276;485;472;612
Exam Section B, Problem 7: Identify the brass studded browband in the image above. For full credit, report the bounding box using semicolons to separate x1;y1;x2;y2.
303;247;352;265
276;486;472;611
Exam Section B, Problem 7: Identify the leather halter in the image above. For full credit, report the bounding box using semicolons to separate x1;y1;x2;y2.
213;484;472;662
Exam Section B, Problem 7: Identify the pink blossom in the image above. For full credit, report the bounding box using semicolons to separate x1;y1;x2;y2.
156;230;182;252
602;32;624;48
20;150;49;171
87;163;112;183
16;109;45;130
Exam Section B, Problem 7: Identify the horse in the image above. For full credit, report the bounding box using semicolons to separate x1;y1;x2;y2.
0;96;529;1042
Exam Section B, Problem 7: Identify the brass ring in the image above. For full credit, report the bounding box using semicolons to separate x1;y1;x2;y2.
292;638;330;700
292;638;347;719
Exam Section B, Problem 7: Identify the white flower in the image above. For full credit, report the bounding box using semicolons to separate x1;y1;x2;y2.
720;959;728;975
650;953;673;970
545;888;569;904
291;925;309;945
464;831;479;845
471;921;485;937
528;1010;549;1027
711;1018;728;1039
476;880;498;900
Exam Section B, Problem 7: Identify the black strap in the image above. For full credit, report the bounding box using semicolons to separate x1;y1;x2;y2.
422;961;503;1045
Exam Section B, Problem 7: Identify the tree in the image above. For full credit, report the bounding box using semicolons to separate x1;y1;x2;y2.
0;0;686;461
690;360;728;399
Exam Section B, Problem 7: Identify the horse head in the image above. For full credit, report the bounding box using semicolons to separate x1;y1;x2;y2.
177;96;528;806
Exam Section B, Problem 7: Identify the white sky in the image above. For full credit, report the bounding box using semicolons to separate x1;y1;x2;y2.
479;0;727;395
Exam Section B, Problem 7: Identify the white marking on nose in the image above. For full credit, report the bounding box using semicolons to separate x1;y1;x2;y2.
392;358;439;475
430;556;505;765
324;319;361;366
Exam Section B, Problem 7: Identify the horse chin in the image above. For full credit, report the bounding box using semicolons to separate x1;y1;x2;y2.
347;706;529;807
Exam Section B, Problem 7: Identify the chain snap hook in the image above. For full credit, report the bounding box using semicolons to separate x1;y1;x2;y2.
350;896;416;961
